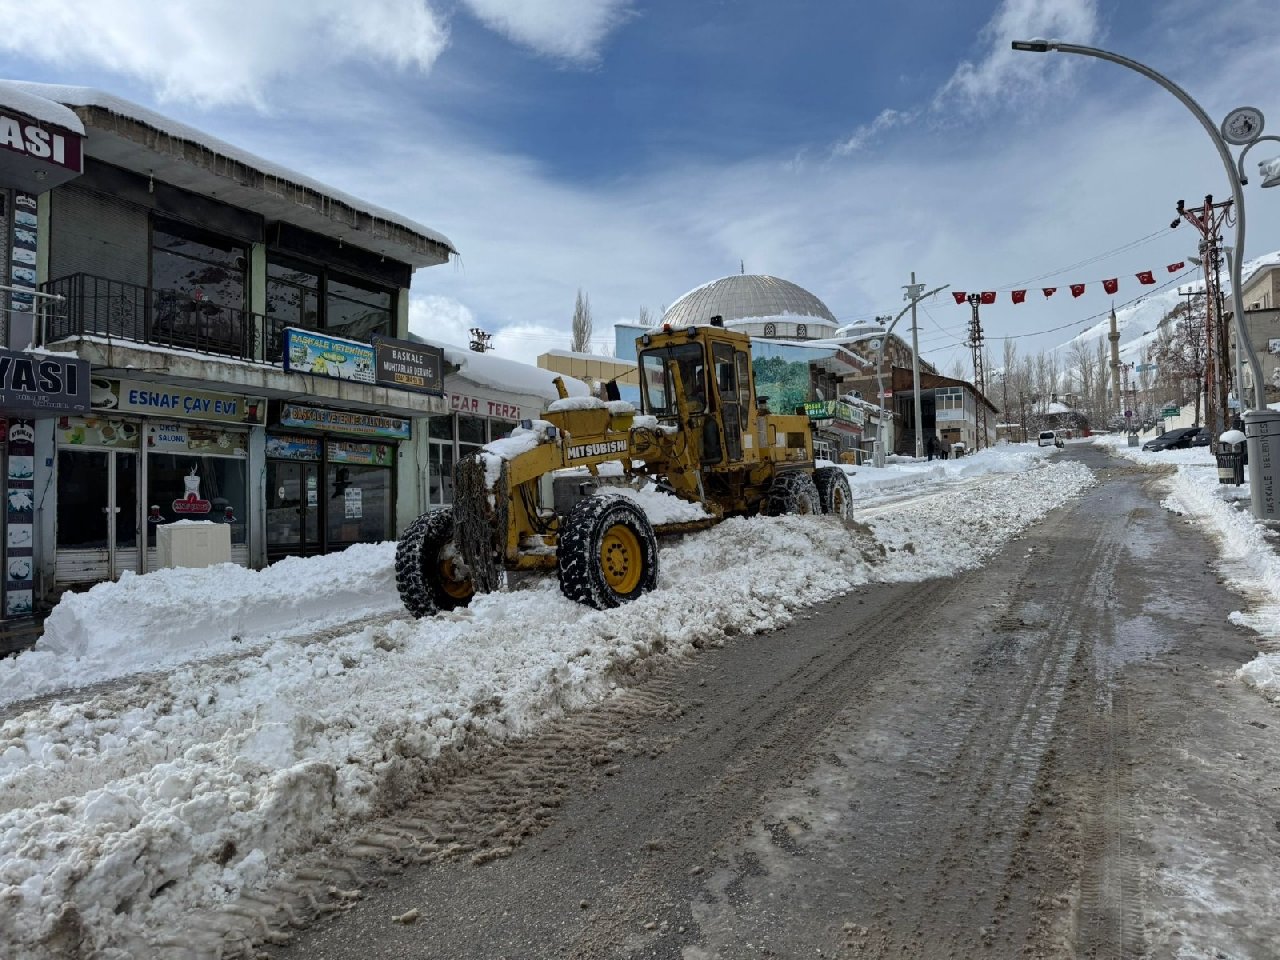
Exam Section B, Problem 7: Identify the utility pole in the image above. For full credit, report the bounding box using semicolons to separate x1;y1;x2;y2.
468;327;493;353
905;272;927;458
964;293;989;450
1172;194;1233;437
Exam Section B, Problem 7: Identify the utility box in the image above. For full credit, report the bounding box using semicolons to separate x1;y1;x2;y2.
156;521;231;569
1244;410;1280;523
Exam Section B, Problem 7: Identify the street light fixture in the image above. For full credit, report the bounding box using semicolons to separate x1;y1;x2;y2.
1012;38;1280;522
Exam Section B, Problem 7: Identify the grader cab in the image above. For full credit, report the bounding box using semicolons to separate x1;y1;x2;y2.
395;321;853;615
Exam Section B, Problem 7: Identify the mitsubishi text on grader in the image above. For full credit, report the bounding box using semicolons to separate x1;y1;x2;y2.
394;319;853;615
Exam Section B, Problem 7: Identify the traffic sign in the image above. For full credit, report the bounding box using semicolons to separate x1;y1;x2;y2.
1161;405;1180;418
1125;410;1133;418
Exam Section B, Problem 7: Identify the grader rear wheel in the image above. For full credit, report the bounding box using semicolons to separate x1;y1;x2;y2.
395;508;475;618
765;471;821;517
813;466;854;519
558;495;659;609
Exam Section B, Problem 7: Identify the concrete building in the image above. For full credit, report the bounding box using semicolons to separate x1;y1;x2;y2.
0;80;583;621
1228;261;1280;404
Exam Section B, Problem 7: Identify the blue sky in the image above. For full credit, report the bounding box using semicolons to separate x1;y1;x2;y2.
3;0;1280;377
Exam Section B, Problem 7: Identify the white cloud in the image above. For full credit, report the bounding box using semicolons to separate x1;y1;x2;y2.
834;108;917;156
409;294;477;350
461;0;633;63
0;0;448;107
934;0;1100;108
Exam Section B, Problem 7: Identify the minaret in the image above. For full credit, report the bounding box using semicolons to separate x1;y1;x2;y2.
1108;304;1122;416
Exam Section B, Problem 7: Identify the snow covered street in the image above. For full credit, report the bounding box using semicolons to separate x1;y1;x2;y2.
0;446;1091;959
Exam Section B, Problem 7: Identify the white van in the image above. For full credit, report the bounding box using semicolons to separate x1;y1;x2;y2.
1038;430;1057;447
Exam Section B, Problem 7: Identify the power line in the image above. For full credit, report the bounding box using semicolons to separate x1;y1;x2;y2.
995;227;1176;290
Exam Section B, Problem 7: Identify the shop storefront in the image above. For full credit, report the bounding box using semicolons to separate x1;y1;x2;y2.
423;387;531;507
266;402;407;561
53;379;261;585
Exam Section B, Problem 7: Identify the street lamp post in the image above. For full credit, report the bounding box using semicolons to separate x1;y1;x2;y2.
1012;39;1280;520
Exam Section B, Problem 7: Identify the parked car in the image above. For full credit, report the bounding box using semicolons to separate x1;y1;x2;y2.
1038;430;1057;447
1189;428;1212;448
1141;427;1199;451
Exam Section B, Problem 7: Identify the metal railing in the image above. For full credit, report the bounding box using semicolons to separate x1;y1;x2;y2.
41;273;285;363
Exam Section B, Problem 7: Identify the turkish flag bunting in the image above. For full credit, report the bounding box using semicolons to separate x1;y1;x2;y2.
952;291;967;305
1102;278;1119;294
980;291;996;305
1011;289;1027;304
1043;287;1057;298
1137;270;1155;285
1167;261;1185;272
1071;283;1086;298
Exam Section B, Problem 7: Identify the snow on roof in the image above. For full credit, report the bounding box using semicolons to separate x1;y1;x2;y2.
542;348;636;367
421;337;590;401
1;80;455;255
0;79;84;133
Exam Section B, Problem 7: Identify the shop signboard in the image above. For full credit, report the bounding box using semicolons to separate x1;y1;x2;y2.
92;378;264;425
266;435;322;461
0;109;84;189
803;400;865;426
449;391;526;420
283;328;375;384
327;440;395;466
279;403;411;440
372;336;444;395
4;418;36;617
0;348;90;414
145;422;247;456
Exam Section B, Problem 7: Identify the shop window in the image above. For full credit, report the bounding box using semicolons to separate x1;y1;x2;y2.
267;258;321;330
428;415;455;441
489;419;516;441
458;415;486;446
147;453;248;545
327;463;392;545
152;218;246;309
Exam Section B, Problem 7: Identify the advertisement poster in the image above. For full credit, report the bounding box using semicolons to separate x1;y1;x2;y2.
265;435;322;461
4;418;36;618
344;487;363;520
327;441;394;466
283;328;376;384
753;356;811;415
8;194;36;324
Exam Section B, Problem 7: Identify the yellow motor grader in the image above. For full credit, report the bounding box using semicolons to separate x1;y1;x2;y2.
395;319;854;615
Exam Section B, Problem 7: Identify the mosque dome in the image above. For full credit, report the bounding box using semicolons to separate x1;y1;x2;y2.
662;274;838;340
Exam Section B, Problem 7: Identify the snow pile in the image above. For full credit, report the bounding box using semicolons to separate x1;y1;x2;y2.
838;442;1056;499
0;458;1094;958
0;543;400;708
547;396;606;412
608;483;712;524
1093;432;1216;468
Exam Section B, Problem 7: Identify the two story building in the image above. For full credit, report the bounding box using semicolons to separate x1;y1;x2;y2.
0;80;580;618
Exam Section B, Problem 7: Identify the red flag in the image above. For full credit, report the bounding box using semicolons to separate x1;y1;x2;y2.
1102;278;1119;294
1011;289;1027;304
952;291;967;305
1167;261;1184;272
980;291;996;305
1070;283;1086;298
1042;287;1057;298
1137;270;1155;285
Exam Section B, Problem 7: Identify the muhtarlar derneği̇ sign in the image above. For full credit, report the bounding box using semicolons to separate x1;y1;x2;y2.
372;335;444;395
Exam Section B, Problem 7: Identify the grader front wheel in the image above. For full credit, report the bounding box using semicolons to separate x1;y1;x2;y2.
813;466;854;519
558;495;659;609
765;471;821;516
395;508;475;617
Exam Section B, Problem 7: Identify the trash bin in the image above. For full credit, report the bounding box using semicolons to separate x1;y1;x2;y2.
1243;411;1280;522
1216;449;1245;485
1127;433;1139;448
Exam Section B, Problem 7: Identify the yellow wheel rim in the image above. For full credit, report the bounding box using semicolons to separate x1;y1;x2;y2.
831;486;846;515
600;523;643;594
437;551;474;601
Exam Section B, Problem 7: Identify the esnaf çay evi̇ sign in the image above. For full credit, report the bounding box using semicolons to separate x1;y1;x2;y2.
0;349;89;415
92;379;265;424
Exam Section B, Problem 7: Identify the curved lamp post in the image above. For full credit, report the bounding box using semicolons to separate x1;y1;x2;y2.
1013;39;1280;519
873;283;949;465
1011;39;1274;409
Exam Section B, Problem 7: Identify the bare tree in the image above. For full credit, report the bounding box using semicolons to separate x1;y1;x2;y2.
1151;299;1208;426
637;306;653;328
571;289;593;354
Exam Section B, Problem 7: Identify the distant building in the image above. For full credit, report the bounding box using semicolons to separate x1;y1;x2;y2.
1227;261;1280;404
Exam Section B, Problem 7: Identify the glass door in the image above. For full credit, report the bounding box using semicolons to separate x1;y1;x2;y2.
56;449;139;582
266;460;321;558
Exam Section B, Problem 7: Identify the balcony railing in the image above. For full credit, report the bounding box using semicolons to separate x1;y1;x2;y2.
41;274;290;364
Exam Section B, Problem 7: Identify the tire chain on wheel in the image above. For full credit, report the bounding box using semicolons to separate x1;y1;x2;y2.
394;508;471;618
813;465;854;518
557;494;659;609
764;470;821;516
